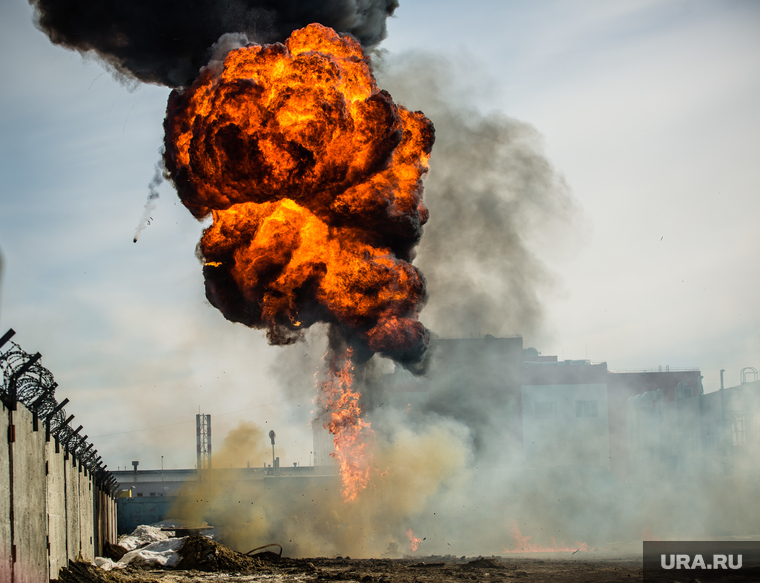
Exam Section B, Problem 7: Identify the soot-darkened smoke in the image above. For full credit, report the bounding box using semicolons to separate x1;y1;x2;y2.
28;0;399;87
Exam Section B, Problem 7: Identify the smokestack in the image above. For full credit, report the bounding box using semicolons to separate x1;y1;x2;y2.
196;413;212;470
720;369;725;390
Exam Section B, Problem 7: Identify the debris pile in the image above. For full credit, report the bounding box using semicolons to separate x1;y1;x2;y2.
173;536;267;573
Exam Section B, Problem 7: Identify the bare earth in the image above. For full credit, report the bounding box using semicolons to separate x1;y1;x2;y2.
57;555;644;583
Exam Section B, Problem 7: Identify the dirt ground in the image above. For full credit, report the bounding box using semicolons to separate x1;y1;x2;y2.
57;549;645;582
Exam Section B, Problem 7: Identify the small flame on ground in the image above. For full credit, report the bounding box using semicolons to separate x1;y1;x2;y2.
641;527;661;541
502;523;589;554
318;348;374;502
406;529;422;552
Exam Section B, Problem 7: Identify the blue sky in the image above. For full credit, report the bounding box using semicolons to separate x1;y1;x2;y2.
0;0;758;470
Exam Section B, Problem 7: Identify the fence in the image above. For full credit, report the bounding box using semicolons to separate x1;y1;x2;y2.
0;329;118;582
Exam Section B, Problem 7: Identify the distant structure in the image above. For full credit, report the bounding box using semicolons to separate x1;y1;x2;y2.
196;413;212;470
374;335;707;482
628;372;760;480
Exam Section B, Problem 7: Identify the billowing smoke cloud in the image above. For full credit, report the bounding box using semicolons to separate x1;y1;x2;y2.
374;53;581;341
28;0;398;87
163;26;434;369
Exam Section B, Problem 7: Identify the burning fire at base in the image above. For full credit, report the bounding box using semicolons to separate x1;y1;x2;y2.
406;529;423;552
163;24;435;499
502;523;589;554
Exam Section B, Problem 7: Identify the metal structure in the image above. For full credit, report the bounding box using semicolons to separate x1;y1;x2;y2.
196;413;212;470
0;328;118;493
741;367;759;385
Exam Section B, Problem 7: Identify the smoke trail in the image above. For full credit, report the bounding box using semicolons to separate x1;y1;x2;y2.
28;0;399;87
132;160;165;243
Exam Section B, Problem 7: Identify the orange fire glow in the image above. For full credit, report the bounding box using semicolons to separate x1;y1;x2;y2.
318;349;374;501
502;523;589;554
406;529;422;552
163;23;434;363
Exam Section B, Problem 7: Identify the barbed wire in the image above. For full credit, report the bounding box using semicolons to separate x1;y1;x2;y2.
0;330;117;493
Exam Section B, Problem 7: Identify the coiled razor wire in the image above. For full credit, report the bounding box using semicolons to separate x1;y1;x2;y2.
0;331;117;492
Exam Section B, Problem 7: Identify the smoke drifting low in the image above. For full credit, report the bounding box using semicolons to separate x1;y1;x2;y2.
28;0;398;87
171;414;471;557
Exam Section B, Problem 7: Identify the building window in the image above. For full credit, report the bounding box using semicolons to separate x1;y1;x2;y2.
732;416;745;447
535;401;557;418
576;400;599;418
150;492;156;497
137;492;143;497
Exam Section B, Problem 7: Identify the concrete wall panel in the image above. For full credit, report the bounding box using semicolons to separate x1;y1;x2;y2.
46;440;67;578
64;455;80;562
0;405;11;583
78;470;94;560
11;406;48;583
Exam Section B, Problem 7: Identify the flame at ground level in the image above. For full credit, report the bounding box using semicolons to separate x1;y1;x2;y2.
503;523;589;554
406;529;422;552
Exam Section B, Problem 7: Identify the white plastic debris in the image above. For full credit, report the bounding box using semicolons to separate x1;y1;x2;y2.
118;524;175;551
119;537;185;569
93;557;118;571
95;537;185;570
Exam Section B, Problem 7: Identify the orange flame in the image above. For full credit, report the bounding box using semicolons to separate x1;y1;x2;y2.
406;529;422;552
502;523;589;554
163;24;434;363
318;349;374;501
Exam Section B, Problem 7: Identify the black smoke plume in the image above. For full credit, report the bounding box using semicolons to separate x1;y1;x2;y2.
28;0;399;87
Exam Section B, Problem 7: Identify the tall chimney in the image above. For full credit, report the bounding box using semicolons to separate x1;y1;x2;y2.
196;414;212;470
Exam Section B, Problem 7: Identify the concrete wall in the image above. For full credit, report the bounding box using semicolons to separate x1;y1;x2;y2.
46;439;67;578
63;454;81;564
79;467;94;561
0;401;118;582
1;403;11;583
11;406;48;583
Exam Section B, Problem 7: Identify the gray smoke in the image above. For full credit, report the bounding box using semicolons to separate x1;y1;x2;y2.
28;0;399;87
374;53;580;341
132;159;166;243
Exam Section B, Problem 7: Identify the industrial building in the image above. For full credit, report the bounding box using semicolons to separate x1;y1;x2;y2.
374;335;706;482
628;367;760;480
